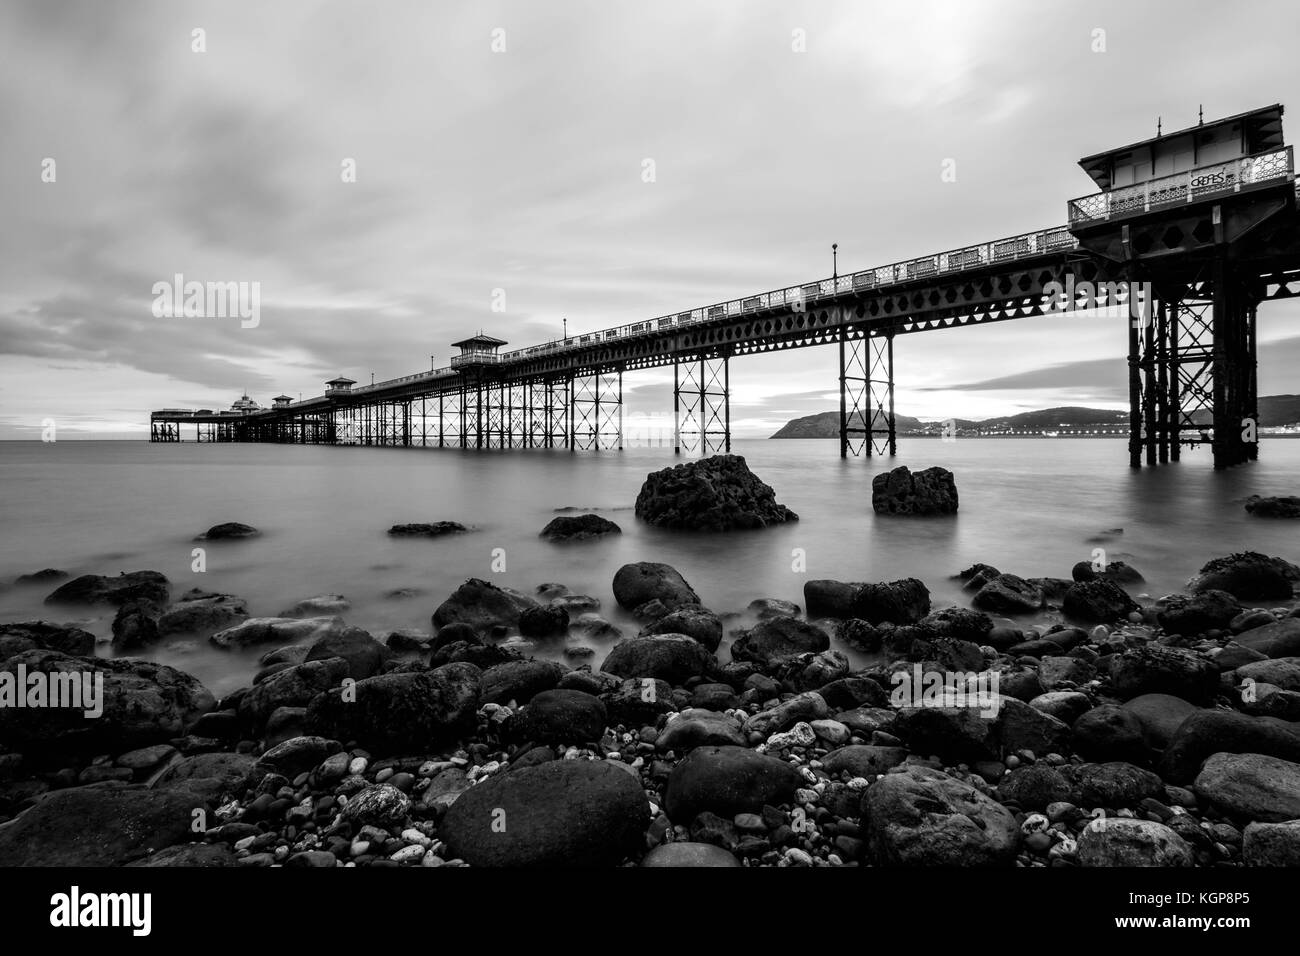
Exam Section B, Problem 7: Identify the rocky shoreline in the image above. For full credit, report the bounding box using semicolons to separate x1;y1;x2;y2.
3;537;1300;867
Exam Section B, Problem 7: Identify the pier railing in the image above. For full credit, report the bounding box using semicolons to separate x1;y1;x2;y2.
241;222;1082;413
1068;146;1295;224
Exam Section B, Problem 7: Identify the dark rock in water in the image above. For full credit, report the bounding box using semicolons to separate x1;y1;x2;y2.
1029;577;1074;599
433;578;538;633
238;658;350;732
612;562;700;611
602;677;675;726
862;766;1019;865
663;745;803;821
1234;619;1300;658
196;522;260;540
480;659;566;704
1187;551;1299;601
601;634;715;684
803;578;930;624
14;568;68;586
1108;644;1219;704
1071;560;1145;584
871;465;958;516
303;625;390;680
634;454;798;531
128;843;238;867
971;574;1043;615
518;605;569;638
1245;495;1300;518
431;622;482;651
748;598;800;620
384;628;431;653
539;514;621;541
0;650;214;755
641;842;741;867
0;785;201;866
918;607;993;643
639;606;723;652
431;641;519;670
387;521;468;537
1072;704;1149;763
957;563;1000;591
1194;752;1300;823
0;621;95;658
1062;579;1141;624
729;616;830;666
1120;693;1200;751
836;618;882;653
512;689;608;744
44;570;169;609
1159;709;1300;784
209;615;341;651
306;663;480;751
157;590;249;638
111;602;159;651
1157;590;1241;635
442;759;650;867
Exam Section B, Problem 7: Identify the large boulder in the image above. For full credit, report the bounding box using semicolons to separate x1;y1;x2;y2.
512;689;608;745
634;455;798;531
0;785;200;866
871;465;958;516
480;660;566;705
1187;551;1299;601
305;662;480;751
156;590;249;638
1077;818;1193;867
432;578;538;633
0;621;95;659
1234;619;1300;658
441;759;650;866
1119;693;1201;751
729;617;829;666
663;745;803;822
1157;590;1242;635
655;709;748;751
862;766;1019;865
639;606;723;652
803;578;930;624
611;562;700;612
0;650;215;755
1159;710;1300;784
971;574;1043;615
209;615;343;651
918;607;993;644
1108;644;1220;704
600;635;715;685
303;625;391;679
1242;821;1300;865
1062;579;1140;624
44;570;169;610
237;658;350;733
539;514;621;541
1194;752;1300;823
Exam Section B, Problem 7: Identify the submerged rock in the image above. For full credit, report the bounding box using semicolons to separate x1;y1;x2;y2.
1244;495;1300;519
612;562;700;612
634;455;798;531
1187;551;1299;601
195;522;260;540
432;578;538;633
539;514;622;541
44;570;169;609
387;521;469;537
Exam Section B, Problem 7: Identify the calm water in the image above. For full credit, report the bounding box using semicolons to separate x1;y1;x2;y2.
2;438;1298;697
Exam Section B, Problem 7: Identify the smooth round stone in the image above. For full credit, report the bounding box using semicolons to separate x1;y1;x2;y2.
349;757;369;776
785;847;814;866
640;842;741;867
389;844;426;865
1025;832;1052;853
375;768;395;783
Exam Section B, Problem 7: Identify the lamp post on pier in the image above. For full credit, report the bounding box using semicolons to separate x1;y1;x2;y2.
832;243;838;282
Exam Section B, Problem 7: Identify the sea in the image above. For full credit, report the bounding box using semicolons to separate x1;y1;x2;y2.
1;438;1297;697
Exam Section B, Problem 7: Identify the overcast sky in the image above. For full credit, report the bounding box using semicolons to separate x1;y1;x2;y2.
2;0;1298;439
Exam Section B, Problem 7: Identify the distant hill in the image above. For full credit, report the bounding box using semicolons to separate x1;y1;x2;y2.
770;396;1300;438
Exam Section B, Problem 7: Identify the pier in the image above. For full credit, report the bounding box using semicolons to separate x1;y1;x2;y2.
152;105;1300;469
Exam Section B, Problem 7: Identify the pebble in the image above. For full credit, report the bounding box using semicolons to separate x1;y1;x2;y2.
785;848;814;866
349;757;369;776
390;844;426;864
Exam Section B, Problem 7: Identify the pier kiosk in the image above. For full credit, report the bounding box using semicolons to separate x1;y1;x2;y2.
1067;104;1296;468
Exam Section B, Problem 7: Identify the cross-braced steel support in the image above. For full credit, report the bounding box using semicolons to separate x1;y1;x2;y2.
571;369;623;451
1129;260;1258;469
839;331;895;457
673;353;730;456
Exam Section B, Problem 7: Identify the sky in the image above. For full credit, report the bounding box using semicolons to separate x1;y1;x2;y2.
1;0;1298;439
